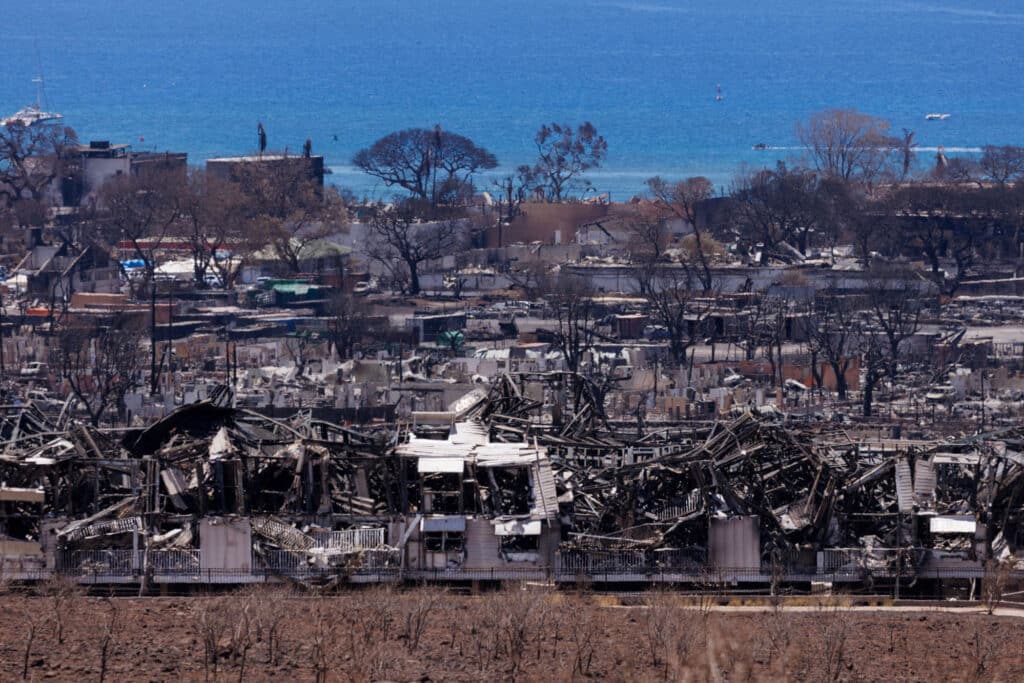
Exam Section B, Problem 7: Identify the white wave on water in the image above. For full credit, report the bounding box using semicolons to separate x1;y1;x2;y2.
895;2;1024;25
595;1;690;13
329;166;698;180
916;146;983;153
755;145;983;154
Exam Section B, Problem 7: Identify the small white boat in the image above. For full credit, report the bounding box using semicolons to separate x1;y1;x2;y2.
715;83;724;101
925;113;951;121
3;60;62;128
2;103;63;127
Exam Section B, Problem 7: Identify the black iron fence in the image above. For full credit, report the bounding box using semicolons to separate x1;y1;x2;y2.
40;547;1024;586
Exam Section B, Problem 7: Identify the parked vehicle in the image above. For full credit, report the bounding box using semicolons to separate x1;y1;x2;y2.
20;361;48;377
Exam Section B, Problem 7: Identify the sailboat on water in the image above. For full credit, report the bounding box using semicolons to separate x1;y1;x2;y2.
715;83;724;102
2;54;62;127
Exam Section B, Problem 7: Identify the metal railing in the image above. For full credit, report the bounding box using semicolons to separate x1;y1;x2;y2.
310;528;385;551
652;547;708;571
148;549;200;574
58;549;135;575
557;549;646;574
45;546;1020;586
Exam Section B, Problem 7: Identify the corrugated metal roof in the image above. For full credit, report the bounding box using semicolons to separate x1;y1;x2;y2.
529;457;558;521
398;432;557;522
914;458;936;507
451;421;489;445
476;443;545;467
895;459;914;513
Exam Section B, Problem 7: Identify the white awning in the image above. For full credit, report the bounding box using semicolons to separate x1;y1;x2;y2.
0;487;44;503
421;516;467;532
493;519;542;536
418;457;465;474
930;515;976;534
931;453;981;465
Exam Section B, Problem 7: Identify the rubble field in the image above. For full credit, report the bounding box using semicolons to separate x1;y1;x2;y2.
7;383;1024;590
0;588;1021;682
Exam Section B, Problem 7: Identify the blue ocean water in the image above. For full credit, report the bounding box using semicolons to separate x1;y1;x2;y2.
3;0;1022;199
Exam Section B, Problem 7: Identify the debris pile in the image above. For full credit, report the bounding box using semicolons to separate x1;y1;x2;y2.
3;380;1024;586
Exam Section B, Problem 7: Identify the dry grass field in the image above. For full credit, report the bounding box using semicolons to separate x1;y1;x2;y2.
2;582;1023;681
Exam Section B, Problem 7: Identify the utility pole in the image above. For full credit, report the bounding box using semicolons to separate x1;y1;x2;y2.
0;288;5;380
980;370;986;431
150;277;157;395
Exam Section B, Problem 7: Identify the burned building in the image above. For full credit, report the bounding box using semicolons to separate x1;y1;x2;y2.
1;374;1024;594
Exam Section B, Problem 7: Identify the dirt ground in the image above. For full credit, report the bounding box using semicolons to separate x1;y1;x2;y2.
1;584;1023;682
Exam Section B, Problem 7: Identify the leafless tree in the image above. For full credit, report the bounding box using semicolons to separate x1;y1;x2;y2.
98;168;183;294
966;618;1007;679
193;600;223;681
194;595;258;682
310;600;333;683
505;259;555;300
859;326;887;417
326;290;369;360
364;201;462;295
493;164;537;221
227;595;255;682
731;162;821;261
0;121;78;210
50;316;144;426
849;193;891;267
935;154;980;186
891;182;979;297
397;586;445;653
807;291;859;400
643;588;699;677
866;270;923;392
979;145;1024;187
529;122;607;201
233;157;346;273
351;585;397;645
329;586;395;681
797;108;898;187
97;598;120;683
178;168;250;288
982;558;1012;615
43;574;80;645
21;605;45;679
810;605;852;681
646;175;717;290
547;273;598;400
568;607;597;677
8;196;48;230
645;267;707;368
249;585;291;665
283;331;320;376
998;183;1024;270
753;297;792;390
618;201;669;295
354;126;497;206
737;294;777;362
472;584;551;679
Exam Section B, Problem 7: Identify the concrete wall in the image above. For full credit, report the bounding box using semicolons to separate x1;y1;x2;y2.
82;156;130;198
483;202;610;248
200;517;252;571
708;516;760;570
